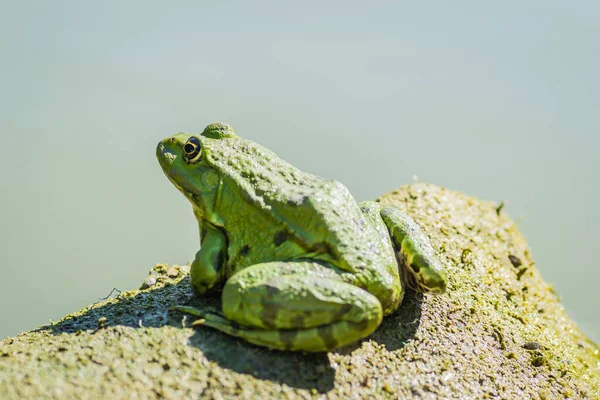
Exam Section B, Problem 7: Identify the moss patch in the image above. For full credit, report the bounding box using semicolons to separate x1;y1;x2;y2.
1;184;598;399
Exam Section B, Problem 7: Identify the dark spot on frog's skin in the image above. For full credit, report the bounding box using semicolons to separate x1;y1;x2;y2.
265;285;279;296
260;301;279;329
353;317;371;333
291;313;307;328
256;285;281;329
279;329;299;350
509;255;522;268
240;245;250;256
317;325;338;350
211;250;225;270
273;231;288;247
332;303;353;321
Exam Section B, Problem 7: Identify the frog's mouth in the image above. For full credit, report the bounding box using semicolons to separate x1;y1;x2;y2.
157;142;199;198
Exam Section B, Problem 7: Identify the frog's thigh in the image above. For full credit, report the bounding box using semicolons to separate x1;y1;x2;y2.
379;205;447;294
211;262;383;352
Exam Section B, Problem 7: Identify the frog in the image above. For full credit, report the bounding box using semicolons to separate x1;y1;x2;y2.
156;122;447;352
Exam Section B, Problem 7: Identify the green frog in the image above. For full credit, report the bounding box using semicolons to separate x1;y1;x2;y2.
156;122;447;352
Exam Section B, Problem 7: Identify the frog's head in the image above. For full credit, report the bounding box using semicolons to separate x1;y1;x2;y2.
157;123;238;293
156;122;237;214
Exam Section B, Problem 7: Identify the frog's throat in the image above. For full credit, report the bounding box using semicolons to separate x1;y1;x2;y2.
189;174;225;226
164;174;197;203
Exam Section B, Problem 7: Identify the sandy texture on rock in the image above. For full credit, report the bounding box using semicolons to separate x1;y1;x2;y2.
2;183;599;399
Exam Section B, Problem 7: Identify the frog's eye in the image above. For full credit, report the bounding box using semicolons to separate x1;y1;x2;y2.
183;137;202;163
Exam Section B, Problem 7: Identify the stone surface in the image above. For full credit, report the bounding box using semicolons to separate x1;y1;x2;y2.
2;183;599;399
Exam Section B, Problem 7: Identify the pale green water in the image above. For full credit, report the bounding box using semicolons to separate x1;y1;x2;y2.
1;2;598;344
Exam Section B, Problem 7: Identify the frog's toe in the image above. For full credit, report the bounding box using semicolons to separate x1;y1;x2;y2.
170;305;206;317
171;305;229;327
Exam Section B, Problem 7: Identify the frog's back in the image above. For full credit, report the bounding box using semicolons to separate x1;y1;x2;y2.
203;136;385;271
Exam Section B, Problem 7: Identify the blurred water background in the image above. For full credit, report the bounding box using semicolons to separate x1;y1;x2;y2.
1;1;598;343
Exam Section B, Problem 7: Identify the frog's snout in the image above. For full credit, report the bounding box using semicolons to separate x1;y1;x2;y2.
156;138;178;169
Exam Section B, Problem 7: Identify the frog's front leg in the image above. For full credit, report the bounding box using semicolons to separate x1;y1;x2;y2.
361;201;447;294
177;261;383;352
189;224;228;295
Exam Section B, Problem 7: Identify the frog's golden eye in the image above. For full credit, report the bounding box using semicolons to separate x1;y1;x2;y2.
183;137;202;163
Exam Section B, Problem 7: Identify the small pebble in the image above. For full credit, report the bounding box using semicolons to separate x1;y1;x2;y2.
141;276;157;289
508;255;522;268
97;317;108;329
522;341;543;351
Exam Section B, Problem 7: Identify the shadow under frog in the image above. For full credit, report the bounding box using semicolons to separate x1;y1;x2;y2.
36;275;422;392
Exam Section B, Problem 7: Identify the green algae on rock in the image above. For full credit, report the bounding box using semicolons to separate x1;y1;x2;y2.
1;184;599;399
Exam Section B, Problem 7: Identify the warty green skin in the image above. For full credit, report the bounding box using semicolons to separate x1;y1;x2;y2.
156;122;447;352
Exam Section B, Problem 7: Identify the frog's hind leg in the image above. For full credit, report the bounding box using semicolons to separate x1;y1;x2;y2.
189;261;383;352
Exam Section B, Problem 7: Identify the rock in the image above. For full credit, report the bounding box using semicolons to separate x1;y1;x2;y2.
1;184;598;399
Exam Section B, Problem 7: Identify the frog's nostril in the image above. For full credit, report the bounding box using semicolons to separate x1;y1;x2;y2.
169;137;175;142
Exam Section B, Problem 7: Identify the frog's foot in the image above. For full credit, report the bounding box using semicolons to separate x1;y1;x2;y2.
198;315;375;352
210;261;383;352
378;204;447;294
359;201;447;294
